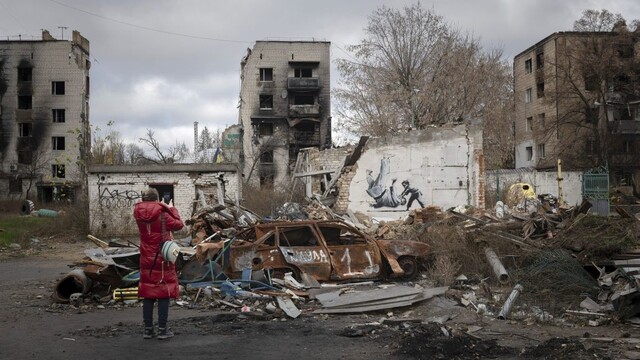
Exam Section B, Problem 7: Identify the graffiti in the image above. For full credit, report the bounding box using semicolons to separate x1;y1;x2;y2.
98;187;141;208
366;157;425;210
281;247;329;264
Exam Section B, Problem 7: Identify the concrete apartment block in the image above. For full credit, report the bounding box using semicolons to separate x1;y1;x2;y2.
0;30;90;202
238;41;331;189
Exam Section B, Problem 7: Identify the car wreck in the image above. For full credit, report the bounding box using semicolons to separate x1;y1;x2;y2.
195;220;430;282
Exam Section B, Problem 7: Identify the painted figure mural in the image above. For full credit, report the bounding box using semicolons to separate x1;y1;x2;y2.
366;157;425;210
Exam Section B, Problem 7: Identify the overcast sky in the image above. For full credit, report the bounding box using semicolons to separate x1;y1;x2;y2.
1;0;639;151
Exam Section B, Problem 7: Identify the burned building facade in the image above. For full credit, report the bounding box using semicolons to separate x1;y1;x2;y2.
0;30;90;201
514;28;640;186
238;41;331;188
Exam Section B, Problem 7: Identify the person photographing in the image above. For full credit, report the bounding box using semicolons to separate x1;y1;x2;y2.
134;188;184;340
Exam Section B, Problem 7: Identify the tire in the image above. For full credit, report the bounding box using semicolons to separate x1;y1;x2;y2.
398;256;419;280
21;200;34;215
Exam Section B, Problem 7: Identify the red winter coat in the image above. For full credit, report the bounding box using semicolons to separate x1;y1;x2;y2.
134;201;184;299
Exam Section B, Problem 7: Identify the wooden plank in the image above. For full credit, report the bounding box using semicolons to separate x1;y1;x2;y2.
614;259;640;267
322;286;422;308
293;169;336;178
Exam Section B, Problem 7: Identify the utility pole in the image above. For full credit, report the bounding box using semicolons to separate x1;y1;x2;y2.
58;26;68;40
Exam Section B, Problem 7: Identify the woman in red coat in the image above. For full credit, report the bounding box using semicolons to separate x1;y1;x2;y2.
134;188;184;340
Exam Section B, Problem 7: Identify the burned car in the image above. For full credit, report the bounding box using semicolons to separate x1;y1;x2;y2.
197;220;429;281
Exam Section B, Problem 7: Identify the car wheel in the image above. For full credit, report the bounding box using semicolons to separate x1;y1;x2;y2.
398;257;419;280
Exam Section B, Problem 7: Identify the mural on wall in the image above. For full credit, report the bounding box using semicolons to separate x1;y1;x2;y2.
98;187;141;208
366;157;425;210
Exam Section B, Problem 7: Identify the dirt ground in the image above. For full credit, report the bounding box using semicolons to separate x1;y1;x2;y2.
1;238;640;360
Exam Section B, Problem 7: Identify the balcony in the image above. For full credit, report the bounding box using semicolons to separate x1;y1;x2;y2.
287;77;320;90
289;104;320;116
290;130;320;145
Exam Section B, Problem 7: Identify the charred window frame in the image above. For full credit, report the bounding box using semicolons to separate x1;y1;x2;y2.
583;73;598;91
526;146;533;161
536;82;545;98
18;150;33;165
535;51;544;69
52;164;66;179
585;138;596;154
524;59;532;74
18;123;32;137
18;96;32;109
259;95;273;110
51;81;65;95
293;95;315;105
294;68;312;78
258;122;273;136
52;136;65;150
52;109;66;123
259;68;273;82
9;179;22;193
585;106;599;123
526;117;533;132
18;67;32;82
260;150;274;164
623;140;633;153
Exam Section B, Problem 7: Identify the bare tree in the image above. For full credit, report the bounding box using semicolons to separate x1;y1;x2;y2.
335;3;513;139
124;143;145;164
540;10;640;170
138;129;188;164
90;121;126;165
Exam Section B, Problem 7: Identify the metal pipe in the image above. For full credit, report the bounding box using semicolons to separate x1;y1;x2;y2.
484;247;510;284
498;284;524;320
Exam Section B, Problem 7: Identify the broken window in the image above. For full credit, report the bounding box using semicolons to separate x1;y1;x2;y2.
52;136;65;150
526;146;533;161
538;143;546;159
18;150;33;165
294;95;314;105
536;82;544;98
525;88;532;103
9;179;22;193
536;51;544;69
278;226;319;247
259;174;274;189
52;109;65;123
617;43;634;58
584;74;598;91
524;59;532;74
52;81;65;95
259;95;273;110
259;68;273;81
585;139;595;154
258;122;273;136
18;96;32;110
294;68;312;78
526;117;532;132
18;123;32;137
260;150;274;164
52;164;65;179
585;107;599;123
623;140;632;153
319;225;366;246
18;67;32;82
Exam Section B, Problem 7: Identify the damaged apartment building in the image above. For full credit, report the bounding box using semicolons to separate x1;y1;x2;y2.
238;41;331;188
514;25;640;187
0;30;91;201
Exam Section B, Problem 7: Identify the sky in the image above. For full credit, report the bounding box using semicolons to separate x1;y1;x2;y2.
1;0;639;152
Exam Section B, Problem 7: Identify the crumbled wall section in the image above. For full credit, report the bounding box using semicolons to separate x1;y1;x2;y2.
87;164;240;236
340;123;484;220
334;165;357;214
306;146;353;194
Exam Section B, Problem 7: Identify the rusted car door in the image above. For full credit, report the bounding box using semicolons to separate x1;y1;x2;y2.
277;224;332;280
317;223;382;280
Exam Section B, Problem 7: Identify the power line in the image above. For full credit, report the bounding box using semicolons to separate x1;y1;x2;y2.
47;0;252;44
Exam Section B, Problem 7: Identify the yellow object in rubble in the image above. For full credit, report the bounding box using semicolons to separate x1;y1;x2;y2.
506;183;536;207
113;287;140;301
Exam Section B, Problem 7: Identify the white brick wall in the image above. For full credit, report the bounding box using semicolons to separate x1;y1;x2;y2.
88;167;241;236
